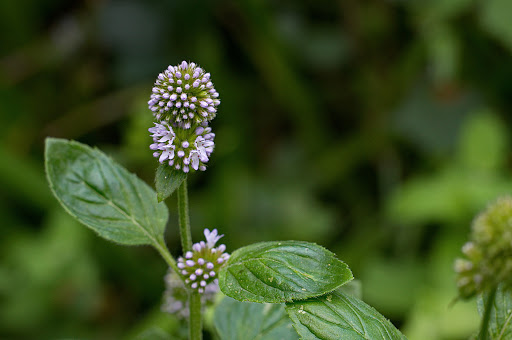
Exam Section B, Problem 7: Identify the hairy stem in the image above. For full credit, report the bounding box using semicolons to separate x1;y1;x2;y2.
479;286;497;340
178;179;192;251
189;291;203;340
177;179;202;339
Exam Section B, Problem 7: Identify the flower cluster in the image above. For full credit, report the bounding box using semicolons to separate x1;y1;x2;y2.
162;270;218;319
148;61;220;127
148;61;219;173
177;228;229;293
455;196;512;298
149;121;214;172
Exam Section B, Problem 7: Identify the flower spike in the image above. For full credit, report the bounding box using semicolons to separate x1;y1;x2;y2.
148;61;220;128
177;228;229;293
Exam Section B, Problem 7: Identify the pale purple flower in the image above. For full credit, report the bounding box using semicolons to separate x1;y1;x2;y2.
204;228;223;248
149;122;215;173
176;228;229;293
148;61;220;128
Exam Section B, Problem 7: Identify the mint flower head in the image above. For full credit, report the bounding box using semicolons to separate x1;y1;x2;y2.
455;196;512;298
162;270;219;319
149;121;214;173
177;228;230;293
148;61;220;129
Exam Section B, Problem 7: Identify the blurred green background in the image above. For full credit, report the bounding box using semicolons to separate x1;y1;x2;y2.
1;0;512;339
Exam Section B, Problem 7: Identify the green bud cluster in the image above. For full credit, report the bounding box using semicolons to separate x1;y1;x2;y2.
455;196;512;298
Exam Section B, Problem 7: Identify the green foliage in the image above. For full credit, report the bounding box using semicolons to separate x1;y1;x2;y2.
214;297;297;340
45;138;168;246
218;241;353;303
155;164;187;202
477;285;512;339
458;111;508;172
388;110;511;225
285;290;406;340
480;0;512;52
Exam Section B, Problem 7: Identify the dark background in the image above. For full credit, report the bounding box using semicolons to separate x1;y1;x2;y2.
1;0;512;339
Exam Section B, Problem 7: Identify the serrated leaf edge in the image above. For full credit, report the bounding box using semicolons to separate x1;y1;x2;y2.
45;137;166;246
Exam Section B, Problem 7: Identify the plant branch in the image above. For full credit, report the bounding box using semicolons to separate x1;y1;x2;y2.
177;178;202;339
479;286;497;340
178;179;192;251
189;291;203;340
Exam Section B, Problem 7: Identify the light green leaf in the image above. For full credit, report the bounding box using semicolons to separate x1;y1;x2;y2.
285;291;407;340
458;110;508;172
477;284;512;340
155;163;187;202
214;297;298;340
45;138;168;246
218;241;353;303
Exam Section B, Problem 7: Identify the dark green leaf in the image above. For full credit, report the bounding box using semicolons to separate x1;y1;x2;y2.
218;241;353;303
214;297;298;340
285;290;407;340
155;163;187;202
477;284;512;340
45;138;168;246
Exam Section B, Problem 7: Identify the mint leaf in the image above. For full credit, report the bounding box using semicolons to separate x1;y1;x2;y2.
218;241;353;303
155;163;187;202
214;297;298;340
285;290;407;340
477;284;512;340
45;138;168;246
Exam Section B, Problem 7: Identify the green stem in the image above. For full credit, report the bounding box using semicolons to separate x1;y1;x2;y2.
177;179;202;339
189;291;203;340
178;179;192;251
154;239;183;283
479;286;497;340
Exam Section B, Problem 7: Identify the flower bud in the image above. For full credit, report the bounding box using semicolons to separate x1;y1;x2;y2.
455;196;512;299
177;228;229;292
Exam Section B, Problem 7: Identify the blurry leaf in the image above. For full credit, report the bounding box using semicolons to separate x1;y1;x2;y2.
219;241;353;303
285;291;406;340
214;297;298;340
124;306;182;340
425;25;460;84
134;328;171;340
480;0;512;53
477;284;512;340
45;138;168;246
387;170;466;224
388;109;512;226
402;230;480;340
418;0;473;24
155;164;187;202
458;110;508;172
0;145;53;210
361;258;423;318
0;209;101;333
